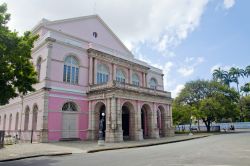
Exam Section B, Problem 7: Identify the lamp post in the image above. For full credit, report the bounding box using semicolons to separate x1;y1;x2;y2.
98;112;105;146
189;110;193;136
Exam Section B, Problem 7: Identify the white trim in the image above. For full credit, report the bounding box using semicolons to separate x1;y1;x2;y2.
48;129;88;132
50;86;86;95
49;93;87;101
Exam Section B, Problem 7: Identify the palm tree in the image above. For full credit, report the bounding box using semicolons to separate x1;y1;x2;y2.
241;83;250;96
245;65;250;78
213;68;233;87
213;68;224;82
229;67;245;93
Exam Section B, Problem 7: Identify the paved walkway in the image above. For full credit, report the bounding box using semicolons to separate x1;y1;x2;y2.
0;133;211;162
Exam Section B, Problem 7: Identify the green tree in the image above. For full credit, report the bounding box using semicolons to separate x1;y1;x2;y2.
241;83;250;96
213;68;236;87
175;80;239;132
229;67;245;93
0;3;38;105
245;65;250;78
240;96;250;121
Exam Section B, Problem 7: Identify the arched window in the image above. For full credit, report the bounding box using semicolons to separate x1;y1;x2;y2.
15;112;19;130
3;114;6;130
62;102;78;112
97;64;109;84
36;57;42;81
116;69;125;83
132;73;140;86
24;107;30;131
149;78;157;89
8;114;12;132
32;105;38;130
63;56;79;84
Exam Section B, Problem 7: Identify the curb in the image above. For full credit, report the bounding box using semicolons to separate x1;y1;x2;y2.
0;152;72;162
87;135;210;153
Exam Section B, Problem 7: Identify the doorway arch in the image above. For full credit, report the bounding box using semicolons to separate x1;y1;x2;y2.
141;104;152;138
61;102;79;139
157;105;166;137
94;102;106;140
121;102;136;140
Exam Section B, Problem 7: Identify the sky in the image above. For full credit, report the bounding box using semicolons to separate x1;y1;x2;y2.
1;0;250;97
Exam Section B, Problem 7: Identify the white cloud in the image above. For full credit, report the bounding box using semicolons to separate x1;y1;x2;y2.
4;0;209;53
177;67;194;77
171;84;185;98
177;56;204;77
223;0;235;9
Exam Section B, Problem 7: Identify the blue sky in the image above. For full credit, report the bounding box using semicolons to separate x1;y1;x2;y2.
1;0;249;97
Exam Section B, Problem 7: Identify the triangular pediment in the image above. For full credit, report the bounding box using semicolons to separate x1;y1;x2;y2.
42;15;132;57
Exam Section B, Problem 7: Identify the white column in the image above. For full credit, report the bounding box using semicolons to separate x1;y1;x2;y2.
93;58;97;84
89;57;93;85
142;73;145;87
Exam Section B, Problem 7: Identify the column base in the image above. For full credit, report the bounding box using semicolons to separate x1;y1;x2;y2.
105;129;123;143
134;129;144;141
151;128;160;139
165;127;175;137
40;129;48;143
87;129;96;140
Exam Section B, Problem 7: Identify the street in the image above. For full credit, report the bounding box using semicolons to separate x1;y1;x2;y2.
1;132;250;166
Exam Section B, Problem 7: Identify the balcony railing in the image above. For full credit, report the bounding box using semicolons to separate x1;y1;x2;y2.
89;81;171;98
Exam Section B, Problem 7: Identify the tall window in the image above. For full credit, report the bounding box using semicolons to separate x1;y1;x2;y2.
63;56;79;84
32;105;38;130
132;73;140;86
149;78;157;89
116;69;125;83
15;112;19;131
97;64;109;84
3;114;6;130
62;102;77;112
24;107;30;131
36;57;42;81
8;114;12;132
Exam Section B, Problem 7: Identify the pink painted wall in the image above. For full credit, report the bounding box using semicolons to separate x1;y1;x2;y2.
47;91;89;141
47;17;130;56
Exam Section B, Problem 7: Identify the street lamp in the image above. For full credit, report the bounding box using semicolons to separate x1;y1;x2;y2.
98;112;105;146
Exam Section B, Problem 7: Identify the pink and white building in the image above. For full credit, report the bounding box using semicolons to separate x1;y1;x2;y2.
0;15;174;142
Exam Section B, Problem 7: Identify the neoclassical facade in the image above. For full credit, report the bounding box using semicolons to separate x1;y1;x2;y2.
0;15;174;142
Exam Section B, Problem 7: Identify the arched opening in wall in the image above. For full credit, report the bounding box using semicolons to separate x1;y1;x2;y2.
158;105;166;137
94;102;106;140
141;104;152;139
15;112;19;131
32;105;38;131
8;114;12;133
121;102;136;140
24;107;30;131
3;114;6;131
61;102;79;139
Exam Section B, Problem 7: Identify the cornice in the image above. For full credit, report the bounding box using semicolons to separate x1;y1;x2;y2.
88;48;150;72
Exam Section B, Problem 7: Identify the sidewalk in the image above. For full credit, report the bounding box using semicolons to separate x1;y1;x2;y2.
0;133;210;162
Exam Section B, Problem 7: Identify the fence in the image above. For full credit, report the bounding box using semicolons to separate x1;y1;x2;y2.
0;130;4;149
215;122;250;129
175;125;220;132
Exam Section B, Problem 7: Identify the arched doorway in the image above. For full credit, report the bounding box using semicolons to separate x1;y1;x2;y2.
141;104;152;139
32;105;38;131
157;105;165;137
121;102;136;140
94;102;106;140
61;102;78;139
122;106;129;139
